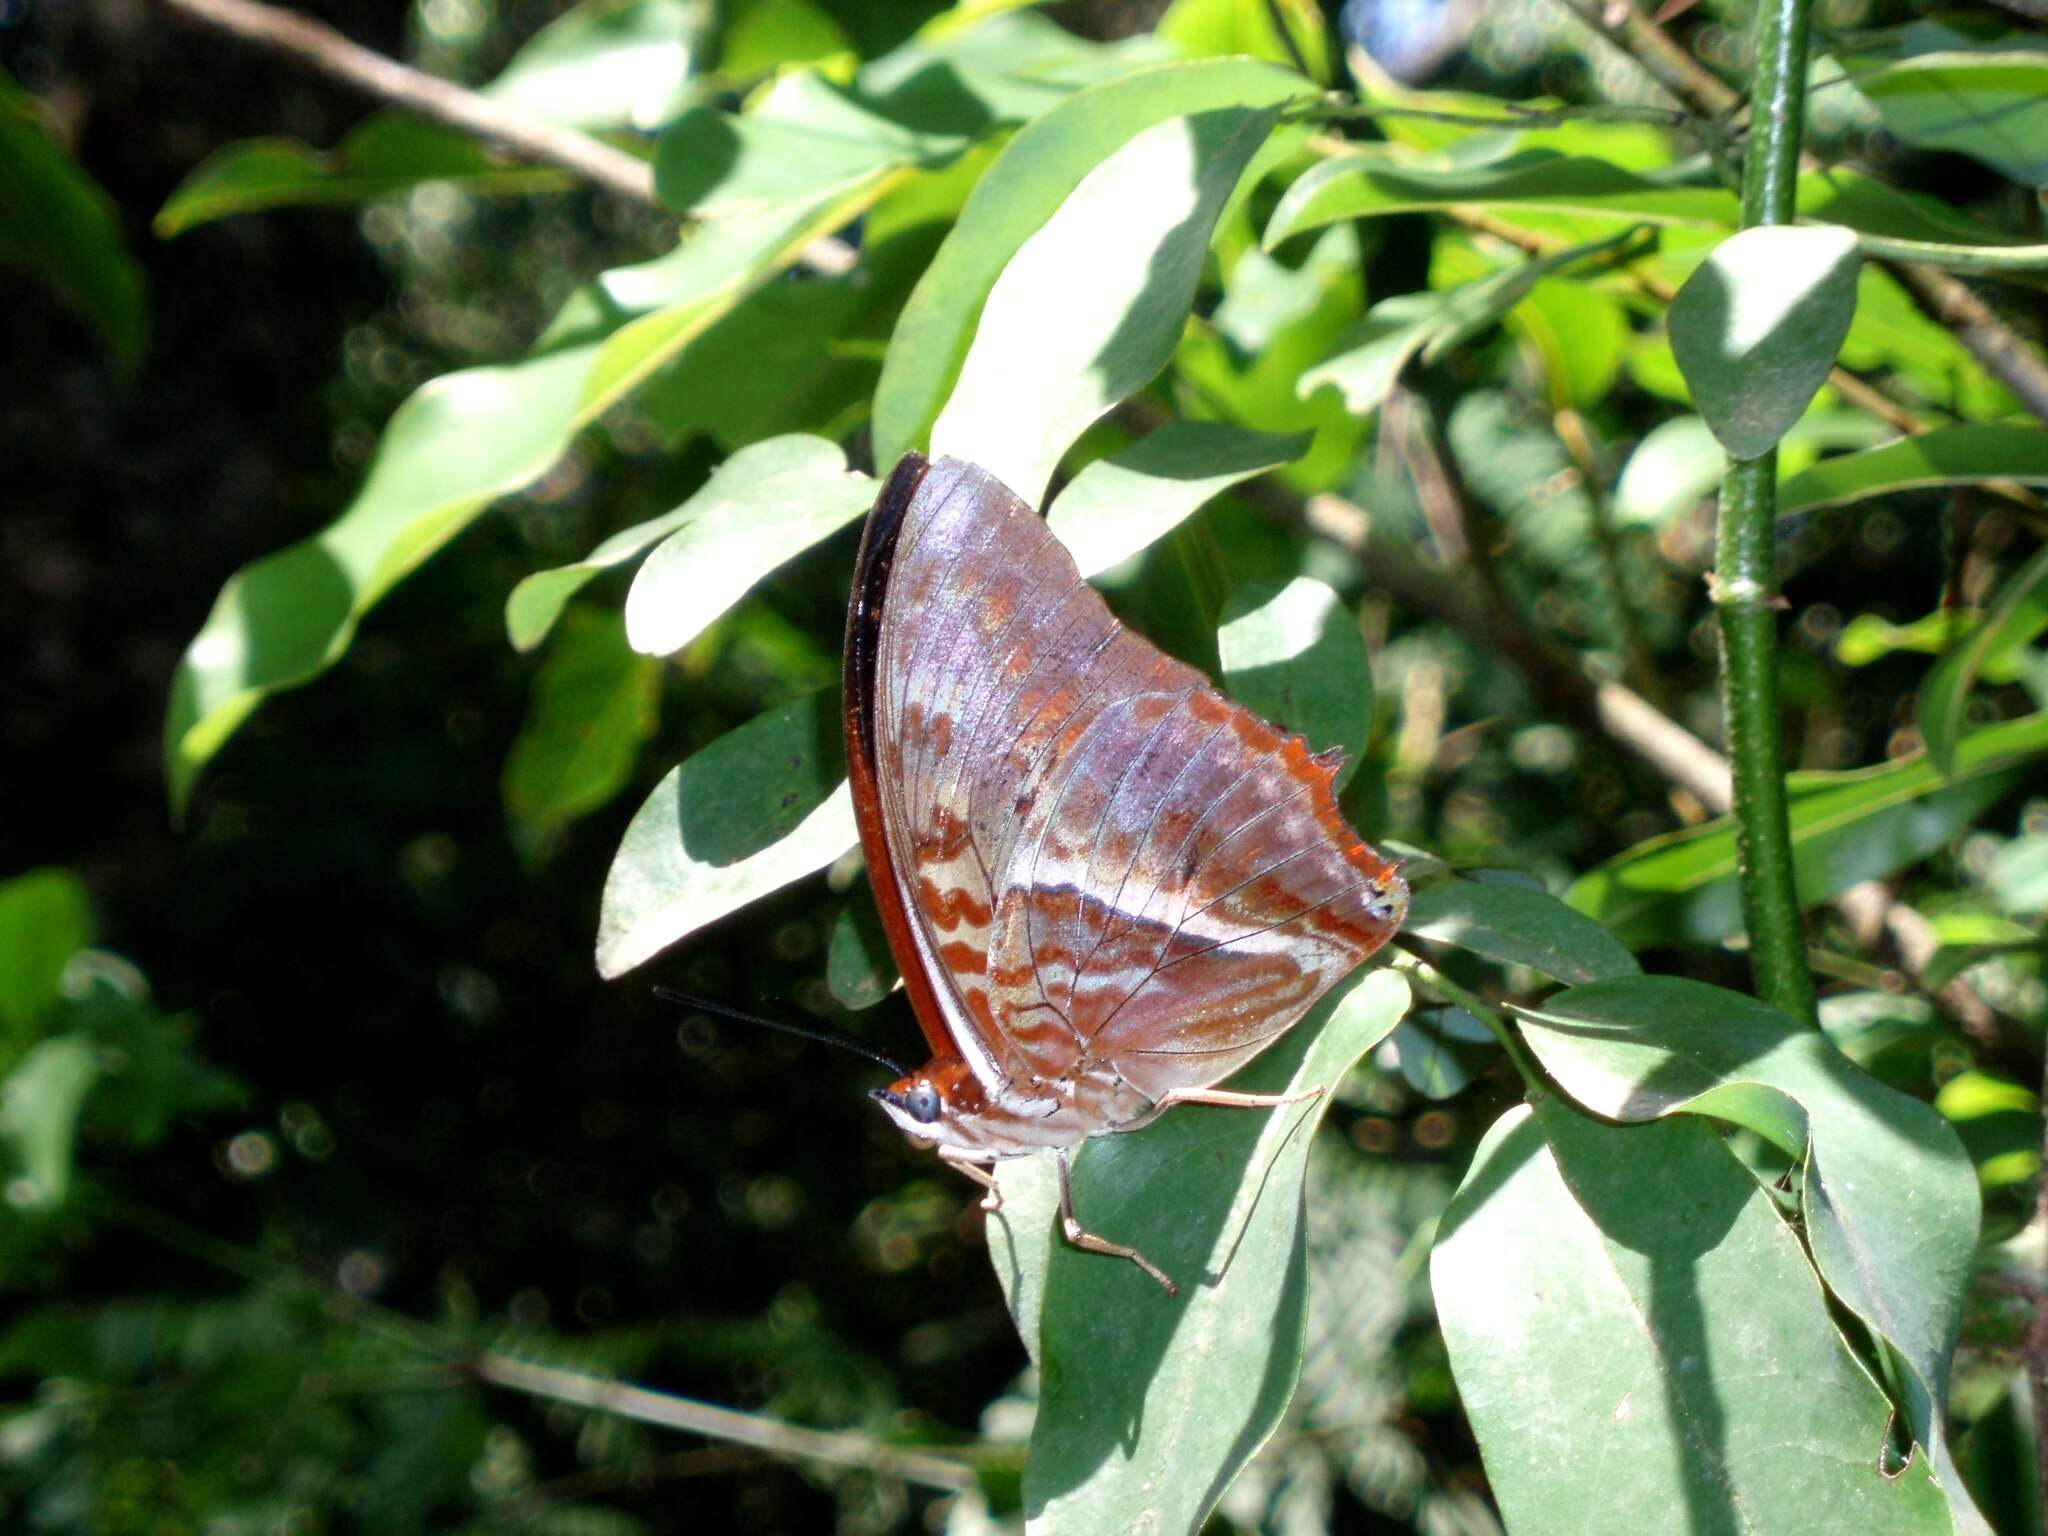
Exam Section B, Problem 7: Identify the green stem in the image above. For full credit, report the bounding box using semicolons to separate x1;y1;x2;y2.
1391;946;1547;1095
1714;0;1818;1026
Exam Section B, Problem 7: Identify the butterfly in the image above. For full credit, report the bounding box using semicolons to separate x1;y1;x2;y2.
843;452;1407;1295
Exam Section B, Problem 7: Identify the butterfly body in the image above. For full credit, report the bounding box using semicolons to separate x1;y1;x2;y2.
846;452;1405;1287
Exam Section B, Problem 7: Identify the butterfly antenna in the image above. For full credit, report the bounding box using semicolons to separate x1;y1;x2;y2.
653;987;909;1078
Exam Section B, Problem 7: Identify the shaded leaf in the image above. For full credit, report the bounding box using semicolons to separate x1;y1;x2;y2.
1669;224;1861;461
1434;1100;1952;1535
1515;976;1986;1531
991;969;1409;1534
1918;538;2048;776
623;438;873;656
1217;576;1372;791
0;868;92;1044
870;57;1308;468
1566;711;2048;947
503;609;661;859
597;690;854;977
931;102;1285;506
1045;422;1309;577
825;889;896;1011
1849;51;2048;187
1779;425;2048;516
1404;879;1637;984
0;70;145;369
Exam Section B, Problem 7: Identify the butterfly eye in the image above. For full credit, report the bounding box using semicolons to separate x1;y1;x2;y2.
904;1082;943;1125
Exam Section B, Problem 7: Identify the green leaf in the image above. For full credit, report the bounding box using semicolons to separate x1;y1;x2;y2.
484;0;711;132
503;608;661;859
931;103;1284;506
1669;224;1862;461
596;690;853;977
1405;879;1637;984
1300;228;1642;417
1506;276;1625;411
0;1037;101;1213
825;888;896;1011
1434;1100;1952;1535
870;57;1308;469
0;869;92;1045
992;968;1409;1532
167;189;865;815
1613;415;1724;527
0;70;146;369
1216;576;1372;791
1779;425;2048;516
1044;422;1309;577
1514;976;1987;1531
1918;539;2048;776
1988;832;2048;918
719;0;853;79
1384;1017;1470;1100
1158;0;1332;84
1266;148;1741;248
155;114;572;238
653;70;966;218
1935;1070;2041;1193
623;437;873;657
1567;711;2048;947
1849;51;2048;187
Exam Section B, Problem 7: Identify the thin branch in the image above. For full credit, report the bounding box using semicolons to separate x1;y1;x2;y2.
1555;406;1666;708
1549;0;2048;425
156;0;656;203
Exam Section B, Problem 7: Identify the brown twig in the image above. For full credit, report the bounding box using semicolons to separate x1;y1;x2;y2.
1550;0;2048;426
156;0;657;202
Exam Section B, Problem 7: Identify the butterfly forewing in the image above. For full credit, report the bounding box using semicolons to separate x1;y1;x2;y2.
850;454;1405;1127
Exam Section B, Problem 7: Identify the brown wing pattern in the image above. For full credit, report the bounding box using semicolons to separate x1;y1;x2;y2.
864;454;1404;1111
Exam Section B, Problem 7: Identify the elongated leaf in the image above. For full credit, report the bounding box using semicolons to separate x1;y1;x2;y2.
871;57;1308;468
990;969;1409;1534
1670;224;1861;461
0;1036;101;1212
653;70;966;217
1217;577;1372;791
167;187;871;815
1300;228;1640;417
1266;148;1740;247
1434;1100;1951;1535
1566;711;2048;947
931;103;1284;506
503;609;660;859
1044;422;1309;577
1779;425;2048;516
0;869;92;1044
155;115;571;237
484;0;711;132
597;690;854;977
1515;976;1987;1533
1405;879;1637;984
623;439;874;656
0;70;145;369
1919;539;2048;776
1849;51;2048;187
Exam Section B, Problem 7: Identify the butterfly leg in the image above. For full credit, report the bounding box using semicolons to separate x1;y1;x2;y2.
1148;1084;1324;1113
940;1147;1004;1212
1055;1147;1179;1298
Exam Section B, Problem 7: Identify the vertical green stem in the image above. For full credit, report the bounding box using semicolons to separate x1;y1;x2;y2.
1714;0;1818;1025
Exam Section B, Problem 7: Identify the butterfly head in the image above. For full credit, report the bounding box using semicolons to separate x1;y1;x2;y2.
869;1055;990;1150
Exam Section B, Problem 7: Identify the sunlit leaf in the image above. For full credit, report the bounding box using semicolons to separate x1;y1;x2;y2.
1566;711;2048;947
0;69;145;369
931;102;1285;506
1918;539;2048;776
485;0;712;132
167;188;871;815
503;609;661;859
1936;1069;2042;1193
1515;977;1987;1532
1217;576;1372;791
0;1037;100;1212
1988;832;2048;918
991;968;1409;1533
1434;1100;1952;1535
1045;422;1309;577
1669;224;1861;461
597;690;854;977
1779;425;2048;516
624;437;874;657
871;57;1308;468
1405;879;1637;984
